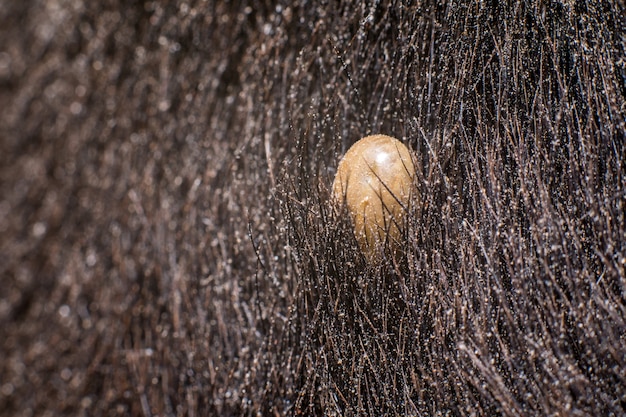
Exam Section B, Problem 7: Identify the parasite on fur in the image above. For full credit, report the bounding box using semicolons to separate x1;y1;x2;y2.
332;134;415;261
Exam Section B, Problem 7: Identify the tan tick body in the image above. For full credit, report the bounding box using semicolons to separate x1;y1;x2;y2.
332;134;415;261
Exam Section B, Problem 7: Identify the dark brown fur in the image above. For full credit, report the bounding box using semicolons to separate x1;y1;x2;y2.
1;0;625;415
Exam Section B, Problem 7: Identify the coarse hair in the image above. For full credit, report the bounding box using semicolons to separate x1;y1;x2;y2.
0;0;624;415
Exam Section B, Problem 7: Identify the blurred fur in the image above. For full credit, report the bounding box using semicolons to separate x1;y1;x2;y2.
1;0;624;415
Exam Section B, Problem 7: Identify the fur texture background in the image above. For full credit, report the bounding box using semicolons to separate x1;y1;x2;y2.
1;0;625;415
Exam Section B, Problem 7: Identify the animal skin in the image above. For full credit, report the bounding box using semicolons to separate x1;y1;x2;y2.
0;1;624;416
